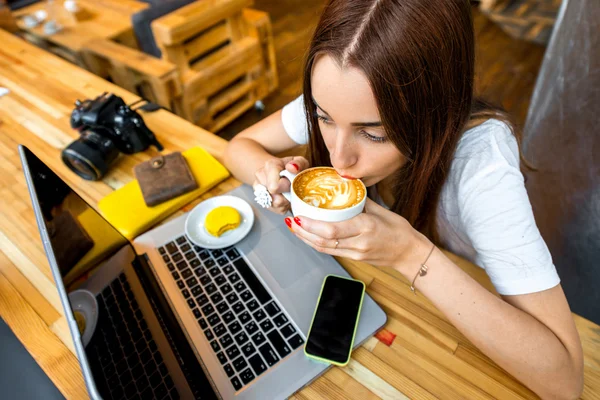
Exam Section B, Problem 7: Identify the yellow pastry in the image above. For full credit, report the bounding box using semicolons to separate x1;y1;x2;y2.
205;206;241;237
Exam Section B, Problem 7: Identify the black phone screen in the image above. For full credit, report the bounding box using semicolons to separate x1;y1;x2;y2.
305;276;365;364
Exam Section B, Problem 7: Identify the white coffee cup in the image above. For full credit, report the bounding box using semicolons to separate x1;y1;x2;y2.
279;167;366;222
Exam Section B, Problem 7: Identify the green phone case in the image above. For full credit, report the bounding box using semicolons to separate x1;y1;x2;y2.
303;274;366;367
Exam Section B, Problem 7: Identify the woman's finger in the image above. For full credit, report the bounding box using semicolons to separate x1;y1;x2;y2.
293;230;360;259
292;215;364;240
285;156;310;173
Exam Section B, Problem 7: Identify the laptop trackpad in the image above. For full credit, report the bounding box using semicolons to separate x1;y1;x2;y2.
253;228;318;288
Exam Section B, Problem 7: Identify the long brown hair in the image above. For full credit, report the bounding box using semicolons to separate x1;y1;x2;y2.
302;0;516;240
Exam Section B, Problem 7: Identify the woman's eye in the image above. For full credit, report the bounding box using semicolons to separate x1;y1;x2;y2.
316;115;333;125
361;130;387;143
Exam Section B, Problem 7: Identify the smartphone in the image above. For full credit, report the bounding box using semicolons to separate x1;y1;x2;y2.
304;275;366;366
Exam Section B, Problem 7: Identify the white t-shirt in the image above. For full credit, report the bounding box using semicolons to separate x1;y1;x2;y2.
282;96;560;296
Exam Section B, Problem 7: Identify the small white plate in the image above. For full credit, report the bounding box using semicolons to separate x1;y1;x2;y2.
185;196;254;249
68;289;98;347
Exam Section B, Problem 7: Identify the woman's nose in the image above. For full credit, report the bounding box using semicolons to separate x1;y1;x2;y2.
330;129;358;171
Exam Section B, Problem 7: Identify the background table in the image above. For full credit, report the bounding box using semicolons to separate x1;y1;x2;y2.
12;0;147;66
0;29;599;399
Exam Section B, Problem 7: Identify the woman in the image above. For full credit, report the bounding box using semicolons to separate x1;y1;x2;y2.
223;0;583;397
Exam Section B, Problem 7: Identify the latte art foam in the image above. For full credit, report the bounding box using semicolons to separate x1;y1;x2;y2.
294;168;365;210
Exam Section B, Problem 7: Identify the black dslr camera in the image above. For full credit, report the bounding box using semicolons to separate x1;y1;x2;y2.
61;93;163;181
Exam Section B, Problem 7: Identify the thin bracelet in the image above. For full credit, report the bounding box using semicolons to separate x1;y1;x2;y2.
410;244;436;294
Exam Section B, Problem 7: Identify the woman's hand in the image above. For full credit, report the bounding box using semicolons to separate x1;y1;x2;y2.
253;156;310;215
286;198;426;269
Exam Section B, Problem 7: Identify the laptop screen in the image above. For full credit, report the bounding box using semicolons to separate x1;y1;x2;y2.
23;147;132;286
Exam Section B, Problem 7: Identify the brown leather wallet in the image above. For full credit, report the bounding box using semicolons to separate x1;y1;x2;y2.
134;152;198;207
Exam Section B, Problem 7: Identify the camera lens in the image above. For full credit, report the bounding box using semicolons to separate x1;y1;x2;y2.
61;130;119;181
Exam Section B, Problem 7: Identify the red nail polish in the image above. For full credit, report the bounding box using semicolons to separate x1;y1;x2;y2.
294;217;302;227
285;218;292;228
290;162;299;170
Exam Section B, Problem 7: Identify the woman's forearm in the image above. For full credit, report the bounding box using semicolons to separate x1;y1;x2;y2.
398;236;583;399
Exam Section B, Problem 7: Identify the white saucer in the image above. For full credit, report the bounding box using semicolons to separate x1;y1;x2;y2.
185;195;254;249
68;289;98;347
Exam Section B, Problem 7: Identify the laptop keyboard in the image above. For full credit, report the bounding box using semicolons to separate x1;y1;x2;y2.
87;273;179;400
159;235;305;392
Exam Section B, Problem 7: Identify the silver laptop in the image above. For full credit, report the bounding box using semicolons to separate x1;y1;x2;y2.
20;145;386;400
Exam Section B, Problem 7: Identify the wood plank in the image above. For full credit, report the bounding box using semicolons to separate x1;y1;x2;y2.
0;273;87;399
183;21;230;63
323;367;380;400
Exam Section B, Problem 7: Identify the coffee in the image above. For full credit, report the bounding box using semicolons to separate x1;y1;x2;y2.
293;168;365;210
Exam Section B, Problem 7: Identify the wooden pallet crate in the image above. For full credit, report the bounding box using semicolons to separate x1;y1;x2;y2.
480;0;562;45
243;8;278;100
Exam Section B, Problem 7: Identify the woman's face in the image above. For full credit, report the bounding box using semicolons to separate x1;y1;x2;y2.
311;54;406;187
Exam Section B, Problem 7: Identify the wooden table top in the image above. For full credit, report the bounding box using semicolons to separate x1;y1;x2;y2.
13;0;147;51
0;29;599;400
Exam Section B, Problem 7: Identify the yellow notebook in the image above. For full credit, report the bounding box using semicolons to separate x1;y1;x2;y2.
98;146;230;240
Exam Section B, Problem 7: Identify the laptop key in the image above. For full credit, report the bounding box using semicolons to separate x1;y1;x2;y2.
226;293;239;304
253;309;267;323
231;377;242;391
210;340;220;352
234;281;246;292
205;329;214;341
217;352;227;365
241;342;256;357
217;257;228;267
229;321;242;335
181;269;193;279
194;267;206;278
205;283;217;295
198;318;208;330
186;277;198;288
219;334;233;349
210;292;223;304
176;236;187;245
246;299;259;312
198;250;210;261
226;346;241;361
232;302;245;314
234;331;249;346
171;271;180;280
229;273;241;284
216;301;229;314
177;280;185;289
215;275;227;286
232;356;248;372
211;249;223;258
185;251;195;261
223;265;235;275
273;313;288;327
281;324;296;338
226;248;240;261
200;275;211;286
192;286;203;297
176;261;187;271
202;304;215;316
239;311;251;325
264;301;281;317
162;255;170;263
267;330;291;358
288;334;304;349
180;243;191;253
245;321;259;336
190;259;201;268
208;314;221;326
240;368;255;385
194;245;203;252
172;253;183;262
258;342;279;367
248;354;267;376
240;290;252;302
196;294;209;307
222;311;235;324
221;284;233;295
158;246;166;255
224;364;235;377
209;266;221;277
205;259;216;268
213;322;227;337
187;298;196;308
166;262;174;271
193;308;202;319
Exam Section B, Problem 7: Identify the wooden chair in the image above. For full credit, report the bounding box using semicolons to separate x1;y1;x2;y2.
82;0;278;132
